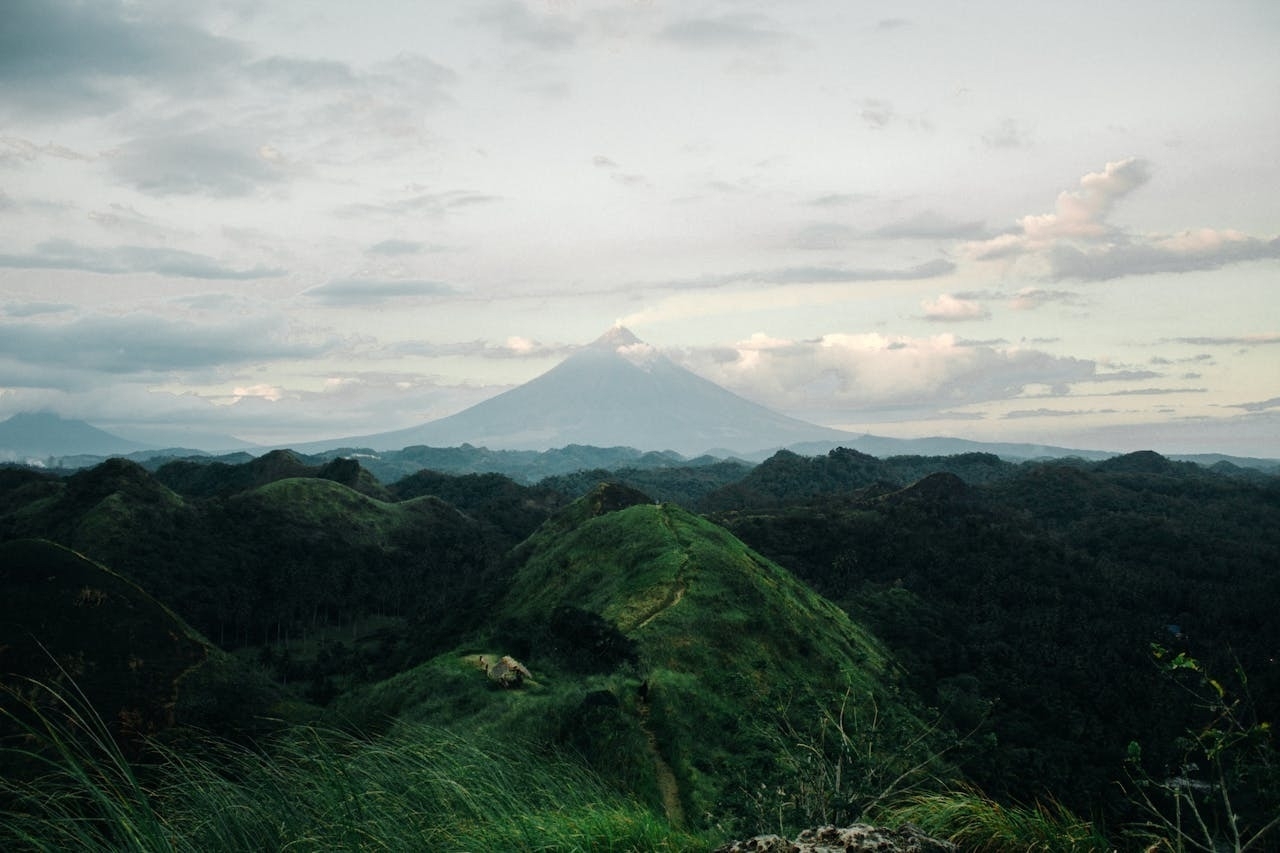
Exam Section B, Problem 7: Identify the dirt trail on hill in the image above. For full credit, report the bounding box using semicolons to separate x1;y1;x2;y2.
633;505;690;631
635;504;687;826
635;581;685;630
638;702;685;828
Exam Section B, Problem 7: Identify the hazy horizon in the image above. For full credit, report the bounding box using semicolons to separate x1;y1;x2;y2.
2;2;1277;456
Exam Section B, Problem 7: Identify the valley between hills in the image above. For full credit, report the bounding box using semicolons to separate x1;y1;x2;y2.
1;445;1278;851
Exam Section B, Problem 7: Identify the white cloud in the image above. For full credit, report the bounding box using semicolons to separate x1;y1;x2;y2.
966;158;1280;281
675;332;1096;416
921;294;989;322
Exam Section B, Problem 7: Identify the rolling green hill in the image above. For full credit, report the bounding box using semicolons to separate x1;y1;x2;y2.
0;459;503;679
332;484;951;832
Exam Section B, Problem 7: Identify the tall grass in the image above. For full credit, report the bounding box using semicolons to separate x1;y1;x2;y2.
1;680;708;852
872;786;1114;853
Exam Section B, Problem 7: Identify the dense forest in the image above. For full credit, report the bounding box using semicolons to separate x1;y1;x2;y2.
2;446;1277;850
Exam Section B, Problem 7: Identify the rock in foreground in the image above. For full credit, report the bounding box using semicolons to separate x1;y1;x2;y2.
714;823;956;853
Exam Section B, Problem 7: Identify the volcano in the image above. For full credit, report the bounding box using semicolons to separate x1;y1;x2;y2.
306;327;855;456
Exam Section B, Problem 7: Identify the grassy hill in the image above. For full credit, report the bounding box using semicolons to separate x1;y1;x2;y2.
0;460;528;722
332;484;951;833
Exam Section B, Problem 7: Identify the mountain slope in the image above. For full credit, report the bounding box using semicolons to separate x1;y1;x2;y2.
0;412;151;459
0;539;288;755
332;483;946;829
298;327;856;455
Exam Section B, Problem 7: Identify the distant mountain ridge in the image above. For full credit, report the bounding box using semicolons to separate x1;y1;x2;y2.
294;326;858;456
0;411;150;459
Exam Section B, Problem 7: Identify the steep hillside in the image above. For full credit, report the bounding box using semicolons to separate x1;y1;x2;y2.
0;539;288;760
333;484;948;831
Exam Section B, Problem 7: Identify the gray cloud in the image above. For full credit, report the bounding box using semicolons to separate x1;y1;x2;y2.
982;118;1034;150
0;0;243;117
792;223;858;250
1101;387;1207;396
245;55;359;89
1049;234;1280;281
304;279;459;306
1094;370;1162;382
367;239;428;256
1229;396;1280;412
1007;288;1085;310
109;130;291;197
859;99;894;129
875;210;990;240
0;239;284;279
3;301;75;318
659;14;788;48
1003;408;1115;419
1167;334;1280;346
473;0;579;50
0;136;94;163
665;259;956;290
806;192;873;207
591;155;649;187
87;203;175;240
338;190;501;219
0;314;331;376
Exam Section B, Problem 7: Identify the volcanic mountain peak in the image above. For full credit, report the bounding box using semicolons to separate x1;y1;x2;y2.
584;325;660;369
294;325;857;455
590;324;642;350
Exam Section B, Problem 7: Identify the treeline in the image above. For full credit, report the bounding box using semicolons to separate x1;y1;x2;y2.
705;448;1280;820
0;458;500;664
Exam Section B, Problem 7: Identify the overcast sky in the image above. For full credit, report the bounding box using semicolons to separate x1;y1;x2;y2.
2;0;1278;455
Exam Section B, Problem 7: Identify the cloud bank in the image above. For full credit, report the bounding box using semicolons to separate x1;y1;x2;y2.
968;158;1280;280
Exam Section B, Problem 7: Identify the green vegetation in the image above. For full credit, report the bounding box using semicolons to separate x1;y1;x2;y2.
2;446;1278;850
0;539;288;748
712;450;1280;824
1;679;708;852
1121;648;1280;852
333;484;953;832
873;787;1112;853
